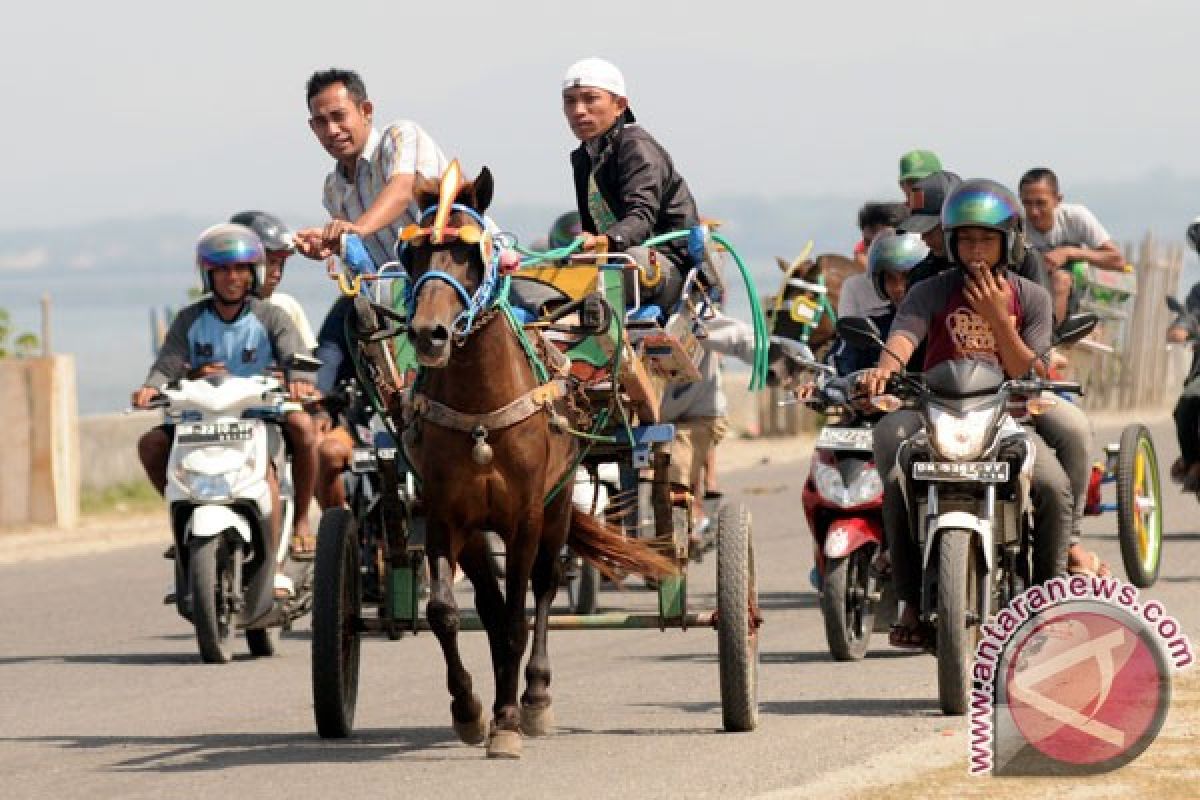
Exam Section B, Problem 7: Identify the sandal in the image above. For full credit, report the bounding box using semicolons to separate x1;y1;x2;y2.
888;623;929;649
289;531;317;561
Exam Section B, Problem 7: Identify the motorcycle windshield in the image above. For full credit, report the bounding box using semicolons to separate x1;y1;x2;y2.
922;359;1006;412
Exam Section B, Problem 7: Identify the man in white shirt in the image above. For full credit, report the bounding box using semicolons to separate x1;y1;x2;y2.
293;68;450;522
1018;167;1125;322
294;68;449;265
231;210;317;351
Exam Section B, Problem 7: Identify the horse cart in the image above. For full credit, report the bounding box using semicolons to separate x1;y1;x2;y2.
310;170;770;755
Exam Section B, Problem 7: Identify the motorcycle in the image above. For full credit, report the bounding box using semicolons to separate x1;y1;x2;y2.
150;364;319;663
837;313;1095;714
800;371;893;661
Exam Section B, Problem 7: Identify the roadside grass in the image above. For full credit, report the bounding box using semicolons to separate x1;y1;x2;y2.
80;480;162;516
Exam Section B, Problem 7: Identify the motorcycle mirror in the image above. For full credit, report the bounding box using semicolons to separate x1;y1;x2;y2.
288;354;323;373
1052;312;1098;347
1166;296;1184;314
836;316;884;349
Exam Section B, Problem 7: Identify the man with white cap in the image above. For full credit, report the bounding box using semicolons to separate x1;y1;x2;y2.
562;57;701;309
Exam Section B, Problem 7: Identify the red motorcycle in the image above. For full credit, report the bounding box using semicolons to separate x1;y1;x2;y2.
801;374;895;660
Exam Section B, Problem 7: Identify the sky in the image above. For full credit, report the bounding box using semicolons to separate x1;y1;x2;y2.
4;0;1200;231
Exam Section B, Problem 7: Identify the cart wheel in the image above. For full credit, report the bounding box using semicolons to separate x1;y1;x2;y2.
1116;424;1163;588
716;503;759;732
312;508;362;738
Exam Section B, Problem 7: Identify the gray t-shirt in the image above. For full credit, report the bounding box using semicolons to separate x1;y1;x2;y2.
837;272;890;318
1026;203;1111;252
891;269;1053;370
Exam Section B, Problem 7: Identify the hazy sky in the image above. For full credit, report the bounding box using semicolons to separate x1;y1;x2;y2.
4;0;1199;230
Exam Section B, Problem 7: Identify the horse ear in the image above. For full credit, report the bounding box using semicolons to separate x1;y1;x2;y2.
775;256;791;272
472;167;494;214
413;174;440;212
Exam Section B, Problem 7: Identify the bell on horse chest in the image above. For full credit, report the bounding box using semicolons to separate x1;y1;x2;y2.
471;425;494;465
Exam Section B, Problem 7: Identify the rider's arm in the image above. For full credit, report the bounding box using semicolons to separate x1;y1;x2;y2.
604;137;665;249
1050;205;1125;271
257;302;318;385
697;311;757;365
143;304;202;387
1003;278;1055;378
351;173;417;237
353;122;438;237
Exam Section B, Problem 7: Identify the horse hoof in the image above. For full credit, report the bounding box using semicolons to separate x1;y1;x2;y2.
453;714;489;746
520;703;555;737
486;727;522;759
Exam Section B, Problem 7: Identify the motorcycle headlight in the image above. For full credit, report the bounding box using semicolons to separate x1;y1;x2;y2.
812;458;882;508
188;473;232;502
928;406;995;461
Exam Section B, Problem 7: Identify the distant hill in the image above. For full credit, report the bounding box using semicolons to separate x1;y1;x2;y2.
2;168;1197;286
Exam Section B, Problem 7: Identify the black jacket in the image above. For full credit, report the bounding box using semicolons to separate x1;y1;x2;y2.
570;116;700;269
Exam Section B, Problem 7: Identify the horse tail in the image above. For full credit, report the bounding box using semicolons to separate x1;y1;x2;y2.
567;508;678;580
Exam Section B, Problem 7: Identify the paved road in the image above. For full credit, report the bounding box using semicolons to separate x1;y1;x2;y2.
2;417;1196;800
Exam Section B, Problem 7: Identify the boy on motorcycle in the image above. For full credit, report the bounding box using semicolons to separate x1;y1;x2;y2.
857;179;1074;647
132;224;318;596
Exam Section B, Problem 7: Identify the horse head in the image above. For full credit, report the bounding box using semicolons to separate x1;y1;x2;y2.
403;159;496;367
767;251;864;355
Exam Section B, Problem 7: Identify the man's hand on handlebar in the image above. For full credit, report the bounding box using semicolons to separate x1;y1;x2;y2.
131;386;161;409
288;380;318;403
855;367;894;402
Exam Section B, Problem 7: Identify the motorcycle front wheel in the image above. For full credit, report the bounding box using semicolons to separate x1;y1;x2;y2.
821;547;875;661
936;529;979;715
190;536;239;664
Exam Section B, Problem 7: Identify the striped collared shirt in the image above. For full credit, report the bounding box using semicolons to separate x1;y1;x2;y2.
321;120;449;267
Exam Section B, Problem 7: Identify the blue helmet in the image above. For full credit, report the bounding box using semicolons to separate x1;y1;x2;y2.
195;223;266;292
867;230;929;302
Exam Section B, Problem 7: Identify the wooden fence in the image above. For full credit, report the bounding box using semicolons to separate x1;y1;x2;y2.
1070;234;1184;411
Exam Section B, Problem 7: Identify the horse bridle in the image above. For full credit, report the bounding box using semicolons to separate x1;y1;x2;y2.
398;202;500;339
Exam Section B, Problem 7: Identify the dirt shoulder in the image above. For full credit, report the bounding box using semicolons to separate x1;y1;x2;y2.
0;510;165;566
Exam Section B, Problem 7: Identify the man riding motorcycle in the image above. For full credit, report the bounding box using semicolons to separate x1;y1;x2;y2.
857;179;1074;647
132;224;318;596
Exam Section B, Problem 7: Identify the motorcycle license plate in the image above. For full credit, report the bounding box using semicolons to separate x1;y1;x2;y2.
177;421;255;444
912;461;1009;482
816;426;874;452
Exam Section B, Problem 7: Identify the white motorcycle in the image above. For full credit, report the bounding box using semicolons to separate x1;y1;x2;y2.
150;369;316;663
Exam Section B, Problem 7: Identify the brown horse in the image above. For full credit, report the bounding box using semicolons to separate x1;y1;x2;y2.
766;252;864;358
400;163;675;759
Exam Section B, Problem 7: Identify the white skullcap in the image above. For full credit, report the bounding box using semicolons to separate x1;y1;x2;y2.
562;58;627;98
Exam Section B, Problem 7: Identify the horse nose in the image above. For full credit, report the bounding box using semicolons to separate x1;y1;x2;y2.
414;322;451;352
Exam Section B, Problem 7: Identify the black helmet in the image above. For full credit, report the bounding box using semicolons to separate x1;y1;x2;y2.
867;230;929;302
229;210;294;253
941;179;1026;268
1187;216;1200;255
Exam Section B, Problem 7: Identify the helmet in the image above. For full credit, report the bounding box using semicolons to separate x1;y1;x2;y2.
548;211;583;249
867;230;929;302
941;179;1026;268
195;223;265;293
1187;216;1200;254
229;210;294;253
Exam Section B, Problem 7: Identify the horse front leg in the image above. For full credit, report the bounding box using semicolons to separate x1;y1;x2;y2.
521;496;571;736
424;530;486;745
485;515;540;759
